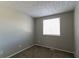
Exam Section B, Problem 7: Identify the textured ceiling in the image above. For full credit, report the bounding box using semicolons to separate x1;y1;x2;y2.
0;1;76;17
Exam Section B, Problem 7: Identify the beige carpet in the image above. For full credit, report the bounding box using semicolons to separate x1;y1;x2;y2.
11;45;74;58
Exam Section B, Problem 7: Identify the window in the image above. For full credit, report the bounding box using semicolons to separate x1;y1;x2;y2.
43;18;60;36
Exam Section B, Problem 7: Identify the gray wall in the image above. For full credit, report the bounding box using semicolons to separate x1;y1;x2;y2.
35;11;74;53
74;2;79;57
0;7;34;57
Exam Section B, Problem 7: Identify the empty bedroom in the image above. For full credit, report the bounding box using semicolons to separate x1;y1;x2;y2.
0;1;79;58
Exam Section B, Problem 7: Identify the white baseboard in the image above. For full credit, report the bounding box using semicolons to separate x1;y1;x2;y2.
7;45;34;58
7;44;74;58
35;44;74;54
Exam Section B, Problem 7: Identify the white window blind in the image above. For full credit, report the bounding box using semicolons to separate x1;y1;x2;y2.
43;18;60;36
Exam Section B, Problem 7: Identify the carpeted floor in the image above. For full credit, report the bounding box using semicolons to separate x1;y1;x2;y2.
11;45;74;58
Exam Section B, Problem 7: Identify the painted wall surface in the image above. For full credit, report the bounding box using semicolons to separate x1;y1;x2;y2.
0;7;34;57
74;2;79;57
35;11;74;53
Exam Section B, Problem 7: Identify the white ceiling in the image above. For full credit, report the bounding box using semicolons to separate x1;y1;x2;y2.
0;1;76;18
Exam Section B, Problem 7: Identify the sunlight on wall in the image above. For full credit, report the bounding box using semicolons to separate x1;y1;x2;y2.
0;6;34;57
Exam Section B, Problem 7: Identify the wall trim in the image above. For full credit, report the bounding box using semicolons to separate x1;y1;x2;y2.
35;44;74;54
7;45;34;58
6;44;74;58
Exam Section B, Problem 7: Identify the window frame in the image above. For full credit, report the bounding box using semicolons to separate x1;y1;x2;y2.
43;17;60;36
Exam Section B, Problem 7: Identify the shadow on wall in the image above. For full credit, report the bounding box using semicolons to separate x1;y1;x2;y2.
35;11;74;53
